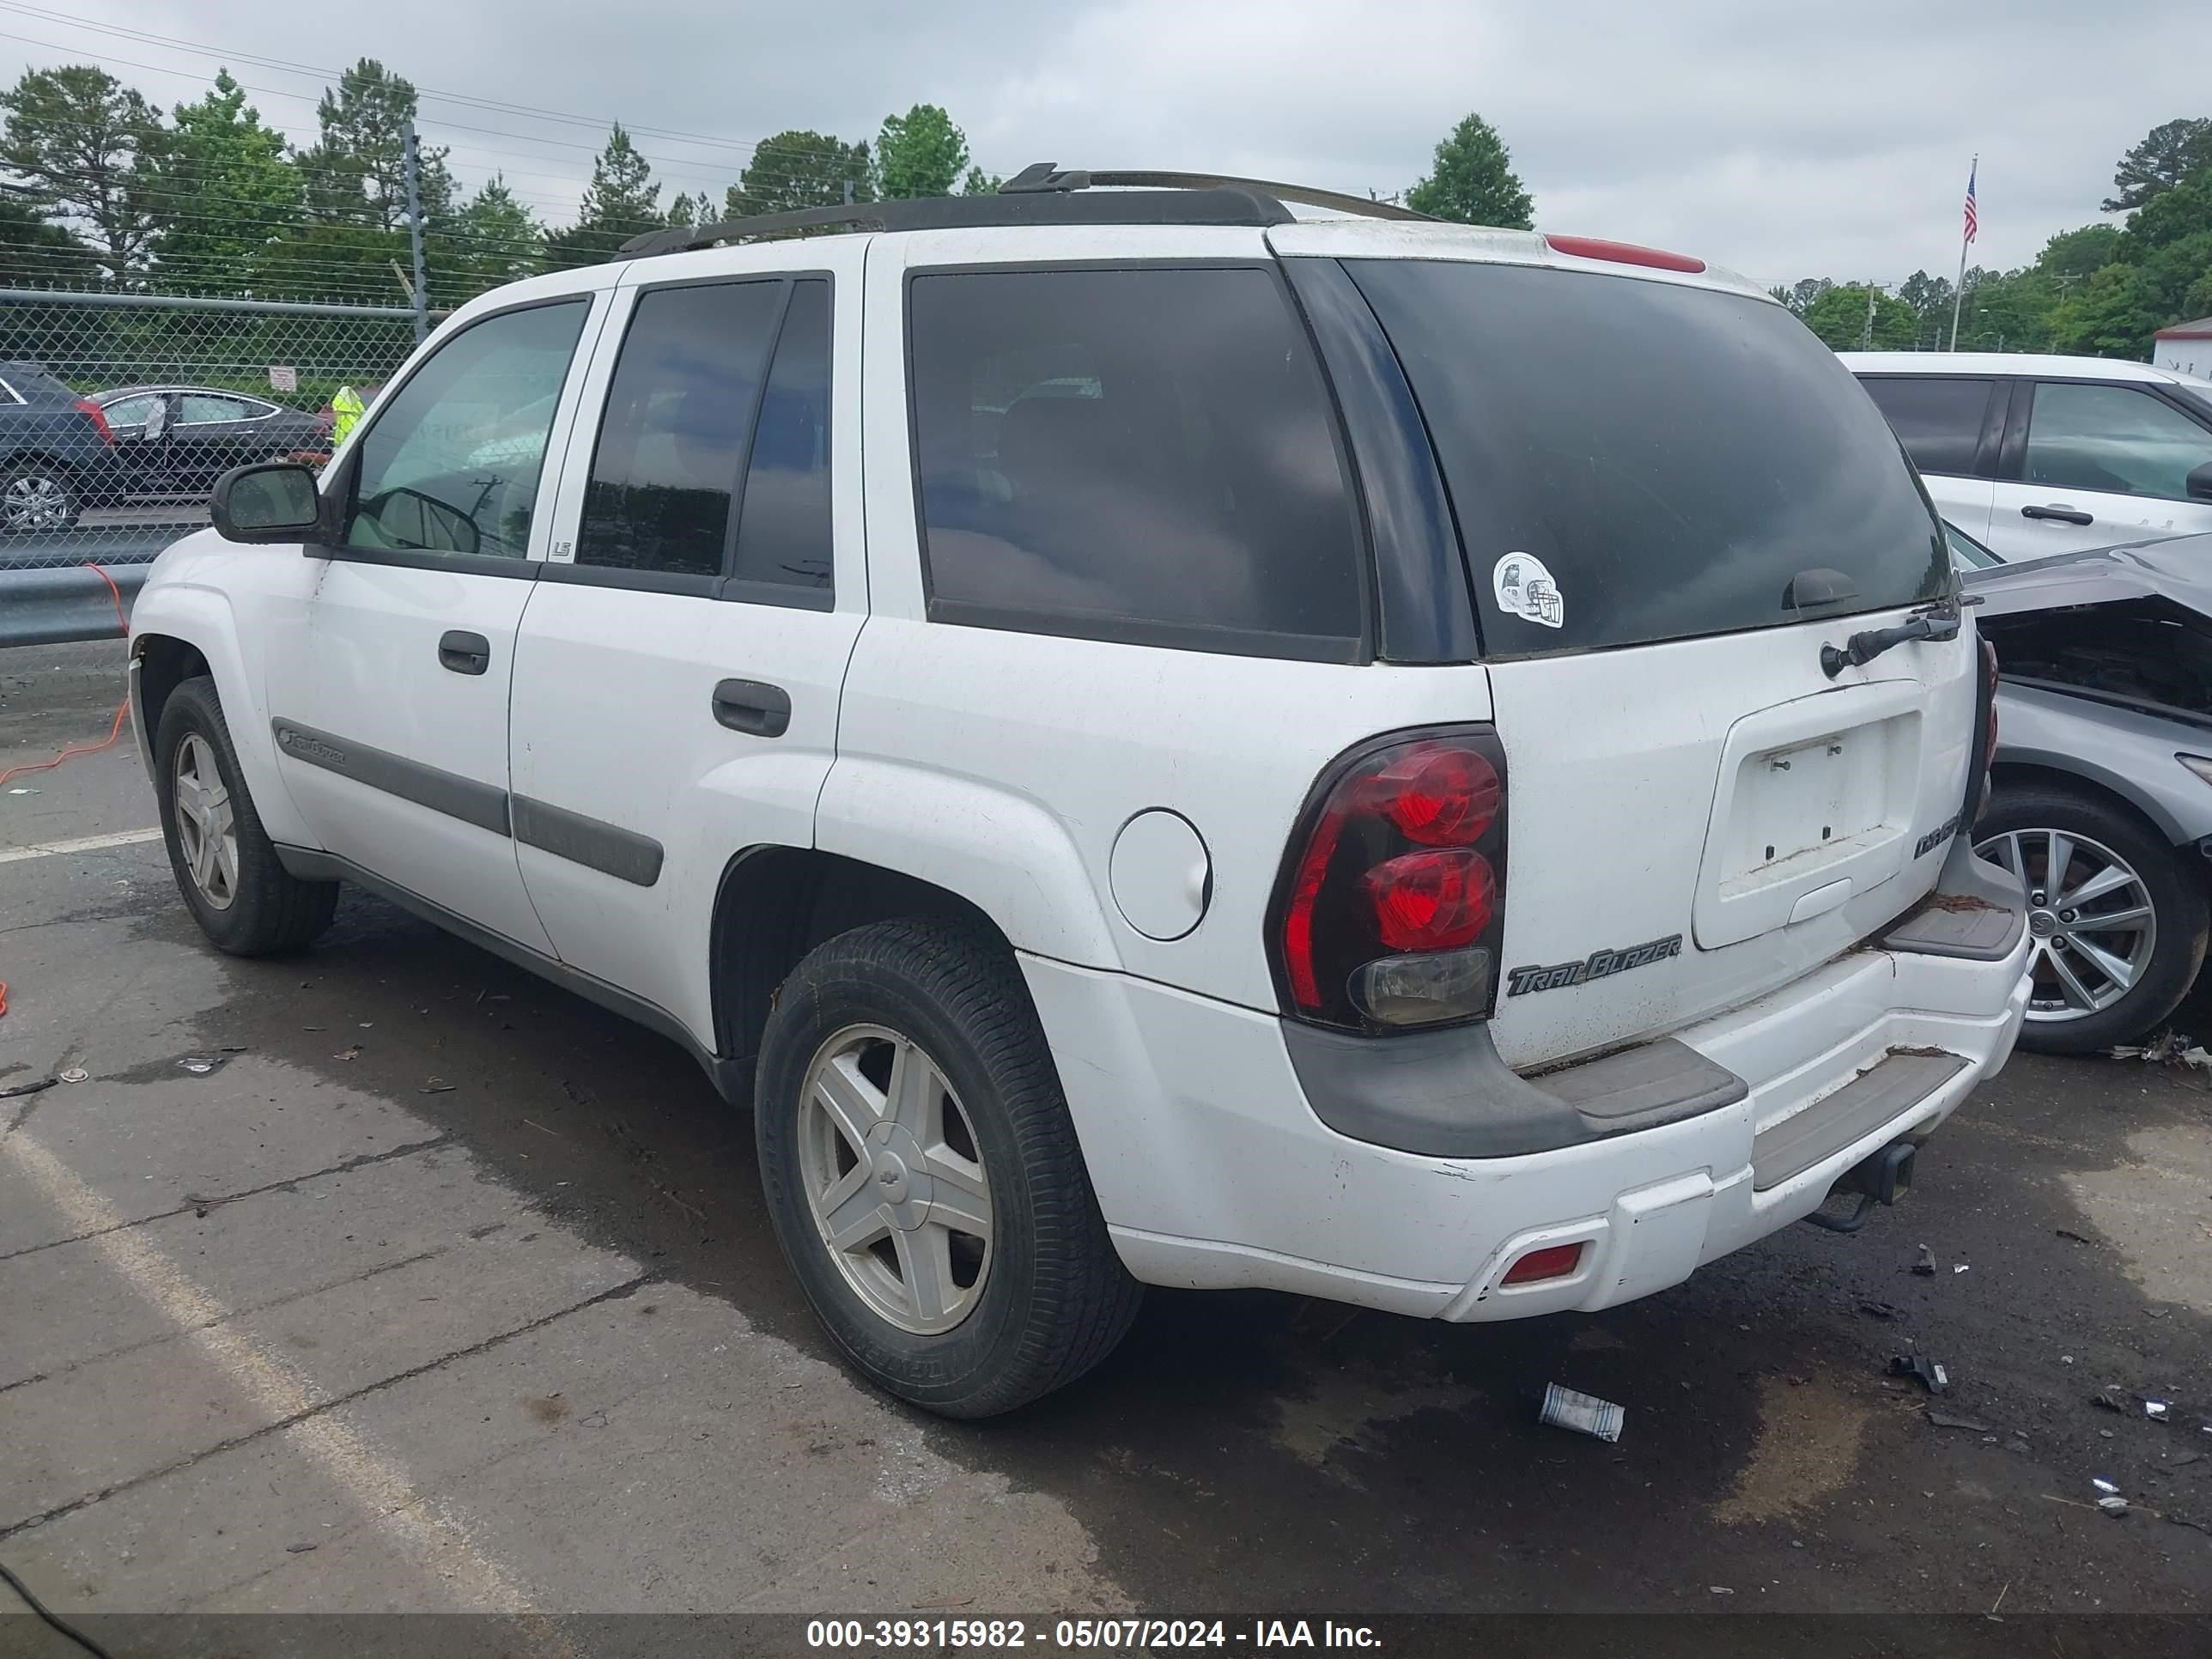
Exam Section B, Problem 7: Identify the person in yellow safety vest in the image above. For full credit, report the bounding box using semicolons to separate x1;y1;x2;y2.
330;385;366;449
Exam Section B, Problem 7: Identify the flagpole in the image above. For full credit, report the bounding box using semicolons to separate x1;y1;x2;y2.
1949;153;1975;351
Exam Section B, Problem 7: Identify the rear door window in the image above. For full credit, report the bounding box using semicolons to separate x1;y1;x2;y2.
729;277;833;599
578;279;785;578
1859;376;1994;477
907;265;1364;660
1346;260;1948;654
2024;381;2212;501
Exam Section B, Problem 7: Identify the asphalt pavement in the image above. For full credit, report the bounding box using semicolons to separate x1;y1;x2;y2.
3;641;2209;1656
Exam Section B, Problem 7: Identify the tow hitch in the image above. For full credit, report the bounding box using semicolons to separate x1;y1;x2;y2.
1801;1140;1916;1234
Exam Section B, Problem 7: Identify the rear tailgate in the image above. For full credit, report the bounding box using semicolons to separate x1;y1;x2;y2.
1328;244;1973;1068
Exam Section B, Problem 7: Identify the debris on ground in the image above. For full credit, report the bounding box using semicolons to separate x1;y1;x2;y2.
2146;1400;2171;1422
1911;1244;1938;1276
0;1076;56;1099
1925;1408;1993;1432
58;1066;88;1084
1538;1382;1626;1443
418;1079;456;1094
2092;1387;2130;1414
1889;1353;1950;1395
333;1045;362;1061
2169;1452;2205;1469
1858;1300;1899;1320
176;1054;232;1076
1953;1263;1970;1274
2055;1228;2093;1245
2094;1477;2120;1493
2108;1030;2210;1071
2099;1496;2130;1516
284;1541;318;1553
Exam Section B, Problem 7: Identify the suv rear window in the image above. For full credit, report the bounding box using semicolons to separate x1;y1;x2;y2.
1346;261;1948;654
907;266;1364;660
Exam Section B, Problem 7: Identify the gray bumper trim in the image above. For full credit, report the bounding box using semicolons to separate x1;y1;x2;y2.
1752;1049;1966;1190
1282;1019;1747;1160
1880;836;2027;961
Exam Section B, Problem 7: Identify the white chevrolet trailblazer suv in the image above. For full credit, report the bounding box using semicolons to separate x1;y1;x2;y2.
130;169;2033;1418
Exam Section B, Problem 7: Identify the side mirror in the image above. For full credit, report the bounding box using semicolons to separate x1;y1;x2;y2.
2187;460;2212;502
210;462;322;544
141;398;171;444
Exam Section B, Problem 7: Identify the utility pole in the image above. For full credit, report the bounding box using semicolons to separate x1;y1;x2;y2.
404;118;429;343
1862;282;1878;350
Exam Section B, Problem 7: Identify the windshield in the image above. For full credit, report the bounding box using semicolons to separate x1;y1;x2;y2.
1345;261;1949;654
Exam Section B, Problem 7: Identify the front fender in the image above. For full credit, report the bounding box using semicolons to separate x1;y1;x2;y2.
131;549;319;849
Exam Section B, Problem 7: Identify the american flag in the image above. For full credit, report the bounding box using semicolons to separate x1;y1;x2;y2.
1962;161;1978;246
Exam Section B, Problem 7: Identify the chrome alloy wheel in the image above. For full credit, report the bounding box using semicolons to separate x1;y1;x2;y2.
1974;826;2158;1024
3;471;71;531
796;1024;994;1335
173;732;240;910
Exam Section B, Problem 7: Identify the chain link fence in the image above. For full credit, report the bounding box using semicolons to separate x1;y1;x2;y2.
0;289;424;645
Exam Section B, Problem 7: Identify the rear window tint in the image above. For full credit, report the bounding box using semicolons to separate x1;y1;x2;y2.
908;266;1364;660
1859;376;1993;477
1347;261;1948;654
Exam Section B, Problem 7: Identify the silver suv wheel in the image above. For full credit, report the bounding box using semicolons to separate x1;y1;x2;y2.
172;732;240;910
2;471;73;532
1974;826;2157;1024
796;1023;994;1336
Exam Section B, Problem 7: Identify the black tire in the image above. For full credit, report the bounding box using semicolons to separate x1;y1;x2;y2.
755;919;1142;1418
154;676;340;956
0;459;81;532
1976;782;2207;1055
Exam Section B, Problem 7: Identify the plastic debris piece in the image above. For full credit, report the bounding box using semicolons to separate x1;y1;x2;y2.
418;1079;456;1095
2108;1030;2210;1071
1911;1244;1938;1276
2168;1451;2204;1468
1926;1408;1993;1432
1708;1586;1734;1595
1889;1353;1949;1395
1858;1300;1899;1320
2055;1228;2092;1244
2092;1387;2129;1413
2094;1477;2119;1494
2098;1495;2130;1516
176;1054;230;1076
333;1045;362;1061
2146;1401;2171;1421
1953;1262;1970;1274
0;1076;56;1100
1538;1382;1625;1443
58;1066;88;1084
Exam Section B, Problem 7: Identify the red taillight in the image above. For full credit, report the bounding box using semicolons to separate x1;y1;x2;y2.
1365;849;1496;951
1501;1243;1584;1285
1542;234;1706;274
1273;730;1508;1031
76;398;115;446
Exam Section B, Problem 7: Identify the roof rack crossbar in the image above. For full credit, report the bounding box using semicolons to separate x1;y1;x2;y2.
619;162;1428;257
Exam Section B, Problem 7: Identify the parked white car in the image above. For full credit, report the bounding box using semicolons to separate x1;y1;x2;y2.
1844;351;2212;562
129;171;2032;1417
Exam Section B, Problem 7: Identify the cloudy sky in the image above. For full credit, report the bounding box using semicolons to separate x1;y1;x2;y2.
5;0;2201;290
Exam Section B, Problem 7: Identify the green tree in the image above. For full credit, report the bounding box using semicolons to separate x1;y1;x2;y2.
1895;269;1954;344
2045;263;2161;357
1776;276;1833;318
665;191;702;228
960;165;1000;196
874;105;970;200
1950;266;2063;353
2104;118;2212;213
296;59;453;232
726;128;872;217
544;124;662;270
435;174;538;299
1405;112;1532;228
0;191;95;285
2034;223;2120;281
1800;283;1916;350
0;64;163;281
247;220;410;304
148;71;301;294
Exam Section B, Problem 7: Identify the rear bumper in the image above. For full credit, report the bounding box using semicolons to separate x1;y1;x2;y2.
1026;909;2031;1322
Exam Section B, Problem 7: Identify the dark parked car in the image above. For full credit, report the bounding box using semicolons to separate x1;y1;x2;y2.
1965;538;2212;1052
0;361;122;532
93;386;329;498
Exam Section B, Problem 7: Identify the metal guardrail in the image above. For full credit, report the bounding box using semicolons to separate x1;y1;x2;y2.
0;525;190;647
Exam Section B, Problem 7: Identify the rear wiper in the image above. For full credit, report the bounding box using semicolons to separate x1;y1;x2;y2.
1821;611;1960;678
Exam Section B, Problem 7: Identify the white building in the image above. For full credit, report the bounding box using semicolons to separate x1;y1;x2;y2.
2152;317;2212;378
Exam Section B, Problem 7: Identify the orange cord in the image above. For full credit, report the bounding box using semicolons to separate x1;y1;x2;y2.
0;562;132;793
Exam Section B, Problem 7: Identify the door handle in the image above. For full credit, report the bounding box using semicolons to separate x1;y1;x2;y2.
2021;504;2094;526
438;629;491;676
712;678;791;738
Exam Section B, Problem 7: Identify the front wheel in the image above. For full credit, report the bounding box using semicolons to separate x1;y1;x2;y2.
1975;783;2207;1054
155;677;340;956
755;919;1141;1418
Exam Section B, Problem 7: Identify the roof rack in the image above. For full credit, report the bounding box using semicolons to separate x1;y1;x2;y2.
619;164;1428;257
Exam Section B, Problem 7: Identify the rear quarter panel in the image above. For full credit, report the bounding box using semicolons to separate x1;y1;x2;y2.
1993;683;2212;845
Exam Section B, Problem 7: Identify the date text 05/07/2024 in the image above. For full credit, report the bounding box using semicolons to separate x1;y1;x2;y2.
804;1618;1382;1649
